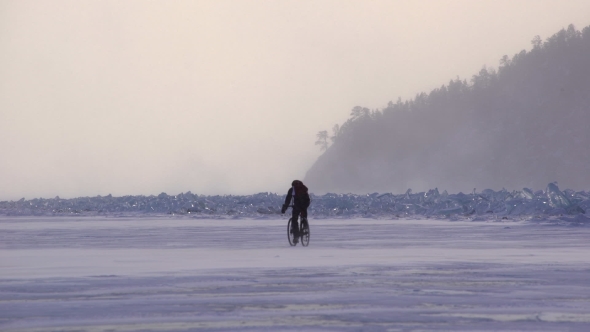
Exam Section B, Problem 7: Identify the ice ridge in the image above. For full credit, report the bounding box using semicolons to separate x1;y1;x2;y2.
1;183;588;220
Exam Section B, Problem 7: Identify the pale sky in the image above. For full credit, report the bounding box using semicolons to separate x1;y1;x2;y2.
1;0;589;200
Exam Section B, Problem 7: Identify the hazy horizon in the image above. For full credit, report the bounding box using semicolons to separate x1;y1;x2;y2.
2;0;590;200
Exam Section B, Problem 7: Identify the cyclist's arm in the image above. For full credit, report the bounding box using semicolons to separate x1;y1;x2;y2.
281;188;293;213
284;188;293;206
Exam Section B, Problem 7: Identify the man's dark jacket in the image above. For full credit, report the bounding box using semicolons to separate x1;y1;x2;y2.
282;182;310;213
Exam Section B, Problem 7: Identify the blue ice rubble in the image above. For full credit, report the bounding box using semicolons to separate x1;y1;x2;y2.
1;183;589;220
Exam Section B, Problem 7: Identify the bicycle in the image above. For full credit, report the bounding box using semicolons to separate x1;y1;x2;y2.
286;206;310;247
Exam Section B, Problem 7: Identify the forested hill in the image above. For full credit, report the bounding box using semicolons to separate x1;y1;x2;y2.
305;24;590;194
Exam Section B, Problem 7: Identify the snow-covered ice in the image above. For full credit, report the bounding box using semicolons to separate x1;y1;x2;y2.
1;216;590;331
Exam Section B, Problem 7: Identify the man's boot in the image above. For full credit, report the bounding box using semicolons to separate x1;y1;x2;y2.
291;220;299;243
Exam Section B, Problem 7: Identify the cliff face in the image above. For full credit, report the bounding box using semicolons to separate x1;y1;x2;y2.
305;25;590;194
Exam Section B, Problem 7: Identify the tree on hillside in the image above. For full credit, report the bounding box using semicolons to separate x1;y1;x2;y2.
315;130;329;151
331;124;340;143
350;106;370;119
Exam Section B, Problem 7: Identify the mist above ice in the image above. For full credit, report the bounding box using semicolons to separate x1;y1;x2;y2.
2;1;590;200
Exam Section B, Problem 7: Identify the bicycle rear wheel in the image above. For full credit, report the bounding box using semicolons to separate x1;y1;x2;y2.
300;218;310;247
287;218;297;246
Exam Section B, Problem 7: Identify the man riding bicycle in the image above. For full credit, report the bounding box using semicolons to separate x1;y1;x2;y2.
281;180;310;244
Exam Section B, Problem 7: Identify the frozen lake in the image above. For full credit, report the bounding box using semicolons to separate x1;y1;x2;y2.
1;216;590;331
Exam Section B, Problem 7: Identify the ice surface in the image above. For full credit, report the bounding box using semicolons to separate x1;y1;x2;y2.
1;217;590;331
1;183;589;222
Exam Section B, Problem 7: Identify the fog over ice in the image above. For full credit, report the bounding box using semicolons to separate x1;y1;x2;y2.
1;0;590;200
